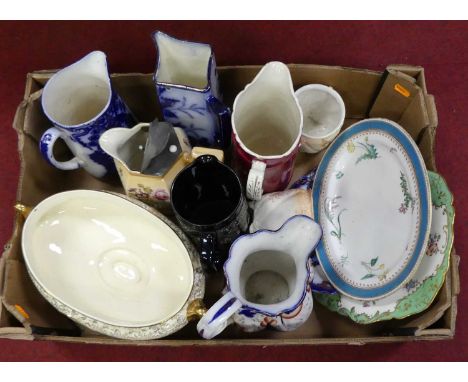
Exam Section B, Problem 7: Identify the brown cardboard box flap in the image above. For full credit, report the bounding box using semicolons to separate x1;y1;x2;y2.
385;64;426;92
369;69;418;122
0;64;458;345
369;68;431;142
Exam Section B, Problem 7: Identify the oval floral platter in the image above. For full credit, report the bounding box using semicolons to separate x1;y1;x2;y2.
312;118;431;300
314;171;454;323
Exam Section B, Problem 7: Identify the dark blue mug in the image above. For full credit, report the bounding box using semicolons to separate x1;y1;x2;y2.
171;155;249;271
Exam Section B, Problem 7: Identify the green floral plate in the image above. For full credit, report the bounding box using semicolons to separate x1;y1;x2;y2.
314;171;454;324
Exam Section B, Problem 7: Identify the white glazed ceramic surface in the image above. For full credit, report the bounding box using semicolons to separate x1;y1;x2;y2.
99;123;224;209
155;31;212;89
22;190;204;339
249;189;313;233
315;171;454;323
232;62;302;160
154;31;230;149
40;51;134;178
197;216;322;339
42;51;111;126
313;119;431;300
231;61;303;199
295;84;345;154
99;123;192;172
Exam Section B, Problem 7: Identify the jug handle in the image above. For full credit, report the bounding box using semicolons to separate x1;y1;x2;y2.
200;233;223;272
39;127;82;171
206;95;231;149
197;291;242;340
246;160;267;200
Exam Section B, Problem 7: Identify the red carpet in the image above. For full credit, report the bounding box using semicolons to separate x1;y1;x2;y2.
0;21;466;361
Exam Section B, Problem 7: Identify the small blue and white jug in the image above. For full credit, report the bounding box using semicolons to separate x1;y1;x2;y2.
197;215;322;339
153;31;231;149
40;51;135;178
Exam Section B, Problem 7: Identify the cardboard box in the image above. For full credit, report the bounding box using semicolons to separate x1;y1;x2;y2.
0;64;459;346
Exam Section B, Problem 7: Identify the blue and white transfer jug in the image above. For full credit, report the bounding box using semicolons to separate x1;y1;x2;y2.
153;31;231;149
40;51;135;178
197;215;322;339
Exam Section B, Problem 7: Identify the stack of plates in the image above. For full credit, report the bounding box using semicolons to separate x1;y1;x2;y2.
309;119;454;323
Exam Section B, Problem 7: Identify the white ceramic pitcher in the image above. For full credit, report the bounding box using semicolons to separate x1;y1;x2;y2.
197;215;322;339
40;51;134;178
231;62;303;200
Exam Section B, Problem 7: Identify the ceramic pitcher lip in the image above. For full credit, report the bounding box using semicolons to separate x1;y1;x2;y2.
153;31;214;93
223;215;322;316
231;61;303;160
170;154;245;230
99;123;165;178
41;51;112;129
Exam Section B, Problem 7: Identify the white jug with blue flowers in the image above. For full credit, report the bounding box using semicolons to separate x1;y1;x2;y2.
153;31;231;149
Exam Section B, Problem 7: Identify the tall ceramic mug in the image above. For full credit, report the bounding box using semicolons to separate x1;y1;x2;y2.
40;51;135;178
231;62;303;200
171;155;250;271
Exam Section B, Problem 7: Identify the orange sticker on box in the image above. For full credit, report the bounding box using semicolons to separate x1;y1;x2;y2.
394;83;410;98
14;304;30;319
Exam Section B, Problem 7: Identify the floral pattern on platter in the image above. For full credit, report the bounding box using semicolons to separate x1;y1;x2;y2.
324;196;346;242
346;136;379;164
426;233;441;256
314;171;454;324
314;120;431;300
339;253;350;268
360;256;389;281
404;279;420;292
398;171;416;214
25;193;205;340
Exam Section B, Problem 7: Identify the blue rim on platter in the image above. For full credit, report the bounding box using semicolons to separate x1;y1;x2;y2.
312;118;431;299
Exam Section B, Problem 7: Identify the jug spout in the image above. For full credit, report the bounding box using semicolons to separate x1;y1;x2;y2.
280;215;323;262
255;61;295;94
233;61;298;104
99;125;145;172
153;31;212;90
42;51;112;126
69;51;110;82
231;61;303;164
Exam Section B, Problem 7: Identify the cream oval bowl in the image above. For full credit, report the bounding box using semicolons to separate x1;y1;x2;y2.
21;190;204;339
